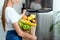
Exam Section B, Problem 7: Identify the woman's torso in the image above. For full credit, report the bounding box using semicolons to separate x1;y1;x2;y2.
5;7;21;32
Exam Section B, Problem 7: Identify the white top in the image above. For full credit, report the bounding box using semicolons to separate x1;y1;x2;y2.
30;2;42;10
5;7;22;31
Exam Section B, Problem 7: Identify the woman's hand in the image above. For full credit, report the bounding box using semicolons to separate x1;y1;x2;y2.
21;9;26;17
31;35;37;40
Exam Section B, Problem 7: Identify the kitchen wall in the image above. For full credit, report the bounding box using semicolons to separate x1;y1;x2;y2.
0;20;5;40
53;0;60;11
0;0;5;40
0;0;4;16
53;0;60;40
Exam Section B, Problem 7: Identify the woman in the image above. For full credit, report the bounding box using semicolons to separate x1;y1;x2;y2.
1;0;37;40
30;0;42;10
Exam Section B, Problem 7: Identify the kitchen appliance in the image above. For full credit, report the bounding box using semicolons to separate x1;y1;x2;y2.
25;0;53;40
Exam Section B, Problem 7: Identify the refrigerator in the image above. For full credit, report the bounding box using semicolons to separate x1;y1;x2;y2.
25;0;54;40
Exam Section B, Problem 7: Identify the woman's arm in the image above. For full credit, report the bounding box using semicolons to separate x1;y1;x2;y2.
12;22;37;40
